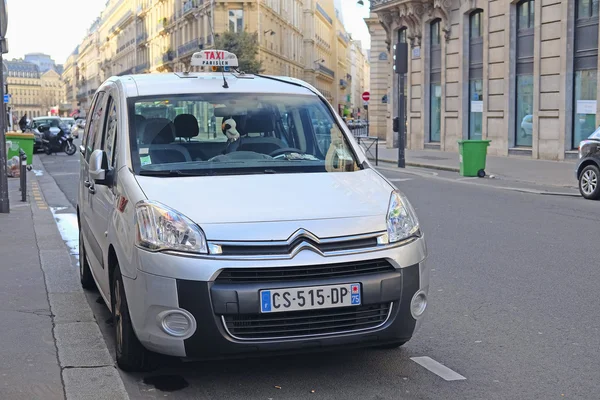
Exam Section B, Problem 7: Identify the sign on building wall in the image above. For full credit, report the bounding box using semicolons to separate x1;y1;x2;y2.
378;52;388;61
470;101;483;113
577;100;597;115
412;47;421;59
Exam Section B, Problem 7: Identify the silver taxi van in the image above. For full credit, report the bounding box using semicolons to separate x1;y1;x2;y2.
77;50;429;371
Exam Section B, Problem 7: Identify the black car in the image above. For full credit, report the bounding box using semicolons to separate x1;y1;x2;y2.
576;127;600;200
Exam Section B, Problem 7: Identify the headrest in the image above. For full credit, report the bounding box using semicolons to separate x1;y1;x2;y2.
141;118;175;145
174;114;199;138
244;109;274;135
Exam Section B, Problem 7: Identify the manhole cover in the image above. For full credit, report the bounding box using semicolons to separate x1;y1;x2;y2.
417;156;447;161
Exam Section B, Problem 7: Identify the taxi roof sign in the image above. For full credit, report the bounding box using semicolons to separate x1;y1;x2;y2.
191;50;239;68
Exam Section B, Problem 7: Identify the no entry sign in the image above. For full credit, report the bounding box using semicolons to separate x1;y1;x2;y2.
362;91;370;102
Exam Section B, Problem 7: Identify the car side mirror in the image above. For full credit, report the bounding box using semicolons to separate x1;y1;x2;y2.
89;149;112;186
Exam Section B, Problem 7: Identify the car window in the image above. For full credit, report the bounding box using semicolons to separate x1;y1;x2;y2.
129;93;359;176
84;92;107;162
102;96;118;167
589;126;600;140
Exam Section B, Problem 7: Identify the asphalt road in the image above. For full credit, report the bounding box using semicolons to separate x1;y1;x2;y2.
37;150;600;400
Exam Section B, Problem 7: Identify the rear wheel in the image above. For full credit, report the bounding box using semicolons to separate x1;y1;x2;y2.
579;164;600;200
112;265;154;372
78;231;96;289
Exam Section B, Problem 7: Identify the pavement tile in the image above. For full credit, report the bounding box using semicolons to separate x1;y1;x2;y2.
50;292;96;324
54;322;113;368
63;366;128;400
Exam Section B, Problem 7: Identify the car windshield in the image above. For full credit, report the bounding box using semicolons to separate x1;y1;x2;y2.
588;126;600;140
129;93;360;176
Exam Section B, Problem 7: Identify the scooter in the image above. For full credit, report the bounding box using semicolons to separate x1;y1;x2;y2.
39;124;77;156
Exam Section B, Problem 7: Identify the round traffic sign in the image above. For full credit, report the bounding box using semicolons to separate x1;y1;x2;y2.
362;91;370;102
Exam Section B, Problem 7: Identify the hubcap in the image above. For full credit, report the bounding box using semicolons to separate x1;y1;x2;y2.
114;279;123;354
581;170;598;195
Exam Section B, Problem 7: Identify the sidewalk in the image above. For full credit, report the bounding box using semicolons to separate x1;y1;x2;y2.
370;144;578;189
0;162;129;400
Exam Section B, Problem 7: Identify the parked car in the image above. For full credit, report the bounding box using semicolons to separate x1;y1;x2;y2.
78;49;428;372
61;117;76;129
71;119;86;138
576;126;600;200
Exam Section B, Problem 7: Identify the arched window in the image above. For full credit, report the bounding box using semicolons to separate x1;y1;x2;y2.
430;20;442;142
469;10;484;140
516;0;534;147
573;0;599;147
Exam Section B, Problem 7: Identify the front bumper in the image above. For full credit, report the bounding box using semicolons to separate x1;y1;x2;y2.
123;237;428;359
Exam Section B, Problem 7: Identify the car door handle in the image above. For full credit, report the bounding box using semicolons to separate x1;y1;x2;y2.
84;180;91;188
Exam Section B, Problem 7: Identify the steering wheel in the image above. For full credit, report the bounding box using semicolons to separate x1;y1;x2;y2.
269;147;304;158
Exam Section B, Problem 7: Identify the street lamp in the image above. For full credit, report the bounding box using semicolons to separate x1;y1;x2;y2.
356;0;364;5
264;29;276;36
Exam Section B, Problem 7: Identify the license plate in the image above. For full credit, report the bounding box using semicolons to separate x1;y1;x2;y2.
260;283;361;313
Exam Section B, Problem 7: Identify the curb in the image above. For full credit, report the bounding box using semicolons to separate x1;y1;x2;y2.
30;157;130;400
373;157;461;172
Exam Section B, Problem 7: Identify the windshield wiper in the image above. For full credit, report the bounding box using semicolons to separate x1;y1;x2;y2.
139;169;193;177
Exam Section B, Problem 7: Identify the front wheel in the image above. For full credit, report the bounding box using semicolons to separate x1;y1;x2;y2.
112;265;154;372
64;141;76;155
579;164;600;200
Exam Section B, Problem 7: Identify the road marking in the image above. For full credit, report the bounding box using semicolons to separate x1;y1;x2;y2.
410;357;466;381
50;172;80;176
389;178;413;182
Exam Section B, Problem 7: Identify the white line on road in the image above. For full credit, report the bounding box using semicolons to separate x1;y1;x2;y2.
410;356;466;381
389;178;413;182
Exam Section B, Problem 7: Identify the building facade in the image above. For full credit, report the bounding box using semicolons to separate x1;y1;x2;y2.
62;47;80;116
350;40;370;118
5;60;43;120
24;53;58;73
65;0;366;118
368;0;600;161
40;69;66;116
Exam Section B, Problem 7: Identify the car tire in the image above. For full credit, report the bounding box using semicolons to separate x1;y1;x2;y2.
112;265;154;372
79;231;96;290
579;164;600;200
374;340;408;350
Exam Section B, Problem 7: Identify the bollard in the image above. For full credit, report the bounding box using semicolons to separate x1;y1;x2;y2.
19;149;27;202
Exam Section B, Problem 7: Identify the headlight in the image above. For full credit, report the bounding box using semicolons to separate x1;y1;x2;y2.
386;190;420;243
135;201;208;254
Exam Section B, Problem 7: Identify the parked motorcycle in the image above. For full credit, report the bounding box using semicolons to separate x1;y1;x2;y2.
39;124;77;156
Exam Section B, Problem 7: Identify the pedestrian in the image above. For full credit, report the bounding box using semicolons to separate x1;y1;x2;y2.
18;113;28;132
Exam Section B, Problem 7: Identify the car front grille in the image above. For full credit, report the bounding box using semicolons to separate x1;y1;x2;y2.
219;236;378;256
222;302;393;340
215;259;396;283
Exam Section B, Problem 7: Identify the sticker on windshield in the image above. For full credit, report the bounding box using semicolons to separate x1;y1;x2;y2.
140;155;152;166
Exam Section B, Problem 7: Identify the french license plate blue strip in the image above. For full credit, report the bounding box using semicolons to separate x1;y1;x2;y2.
261;290;272;312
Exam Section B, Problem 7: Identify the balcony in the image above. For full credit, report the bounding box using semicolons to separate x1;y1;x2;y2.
317;64;335;78
156;18;168;34
136;32;148;45
135;62;150;73
117;38;136;54
137;0;150;16
181;0;199;17
338;31;350;44
162;50;174;63
177;38;199;58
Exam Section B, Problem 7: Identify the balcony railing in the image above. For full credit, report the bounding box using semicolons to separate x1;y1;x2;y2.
181;0;198;16
317;64;335;78
162;51;174;63
137;0;151;15
370;0;396;10
135;62;150;73
117;38;136;54
136;32;148;45
177;38;199;58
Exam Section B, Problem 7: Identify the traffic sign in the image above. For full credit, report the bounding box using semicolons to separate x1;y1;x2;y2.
3;93;9;103
362;91;370;102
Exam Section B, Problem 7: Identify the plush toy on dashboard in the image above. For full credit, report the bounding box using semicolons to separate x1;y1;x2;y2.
222;118;241;153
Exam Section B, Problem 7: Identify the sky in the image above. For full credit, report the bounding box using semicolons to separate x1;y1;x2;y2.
5;0;370;65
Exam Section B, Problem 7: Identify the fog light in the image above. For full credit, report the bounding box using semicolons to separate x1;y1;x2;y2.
158;310;195;337
410;291;427;319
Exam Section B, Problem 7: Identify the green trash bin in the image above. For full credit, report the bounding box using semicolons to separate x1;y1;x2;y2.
457;140;491;177
6;132;35;165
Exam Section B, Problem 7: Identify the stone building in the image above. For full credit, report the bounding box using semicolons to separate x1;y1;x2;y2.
5;60;43;119
368;0;599;161
66;0;364;118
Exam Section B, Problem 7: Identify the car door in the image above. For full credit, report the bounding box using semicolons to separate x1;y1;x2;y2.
80;91;108;292
87;90;119;299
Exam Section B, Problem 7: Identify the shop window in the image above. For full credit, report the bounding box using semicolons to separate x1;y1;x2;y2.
430;20;441;142
469;10;483;140
515;0;534;146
